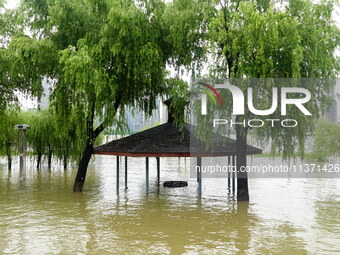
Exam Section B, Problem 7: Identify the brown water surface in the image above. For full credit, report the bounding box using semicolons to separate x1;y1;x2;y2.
0;156;339;254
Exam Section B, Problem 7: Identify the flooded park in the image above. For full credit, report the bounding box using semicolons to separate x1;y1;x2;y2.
1;156;339;254
1;0;340;254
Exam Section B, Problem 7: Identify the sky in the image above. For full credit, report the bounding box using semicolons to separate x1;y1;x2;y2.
5;0;19;9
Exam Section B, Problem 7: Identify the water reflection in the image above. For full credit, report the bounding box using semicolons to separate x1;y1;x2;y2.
0;157;339;254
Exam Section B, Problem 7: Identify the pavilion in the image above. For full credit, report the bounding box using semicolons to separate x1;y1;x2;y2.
93;99;262;195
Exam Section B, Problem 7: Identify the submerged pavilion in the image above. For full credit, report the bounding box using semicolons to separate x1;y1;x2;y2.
93;99;262;195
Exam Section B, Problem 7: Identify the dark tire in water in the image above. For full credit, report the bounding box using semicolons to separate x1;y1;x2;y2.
163;181;188;187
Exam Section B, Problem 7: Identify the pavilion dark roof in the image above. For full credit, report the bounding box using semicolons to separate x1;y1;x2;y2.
94;122;262;157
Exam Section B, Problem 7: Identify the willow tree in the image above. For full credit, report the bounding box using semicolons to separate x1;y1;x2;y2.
20;109;56;169
19;108;85;170
8;0;205;191
0;1;16;109
206;0;339;200
1;0;46;111
52;113;87;170
0;0;21;168
0;108;20;170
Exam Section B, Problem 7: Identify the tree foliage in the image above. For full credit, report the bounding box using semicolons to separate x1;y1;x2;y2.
0;108;88;170
0;1;31;109
20;109;55;169
198;0;340;159
162;0;214;72
13;0;179;141
5;0;206;190
19;109;86;169
313;118;340;160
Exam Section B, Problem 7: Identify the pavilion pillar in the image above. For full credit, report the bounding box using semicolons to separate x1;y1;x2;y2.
197;158;200;182
197;157;202;196
228;156;231;188
232;155;236;194
125;156;128;189
116;156;120;194
146;157;149;194
236;125;249;201
156;157;160;185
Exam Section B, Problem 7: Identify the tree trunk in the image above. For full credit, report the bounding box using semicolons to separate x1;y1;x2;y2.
47;146;53;170
37;152;42;169
7;151;12;171
73;141;94;192
72;99;120;192
63;154;68;170
236;123;249;201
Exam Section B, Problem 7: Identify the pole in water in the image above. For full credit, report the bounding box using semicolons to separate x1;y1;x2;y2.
15;124;30;172
197;157;200;182
146;157;149;194
232;156;236;194
125;156;128;189
156;157;160;186
197;157;202;196
228;156;231;188
116;156;120;194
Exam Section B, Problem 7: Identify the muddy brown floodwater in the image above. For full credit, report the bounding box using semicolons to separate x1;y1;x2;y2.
0;156;339;254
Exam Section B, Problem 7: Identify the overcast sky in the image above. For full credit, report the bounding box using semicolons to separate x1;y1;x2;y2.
5;0;19;9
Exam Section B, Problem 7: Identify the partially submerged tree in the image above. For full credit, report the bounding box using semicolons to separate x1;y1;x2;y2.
20;108;85;170
205;0;339;200
20;110;56;169
0;108;19;170
8;0;203;191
